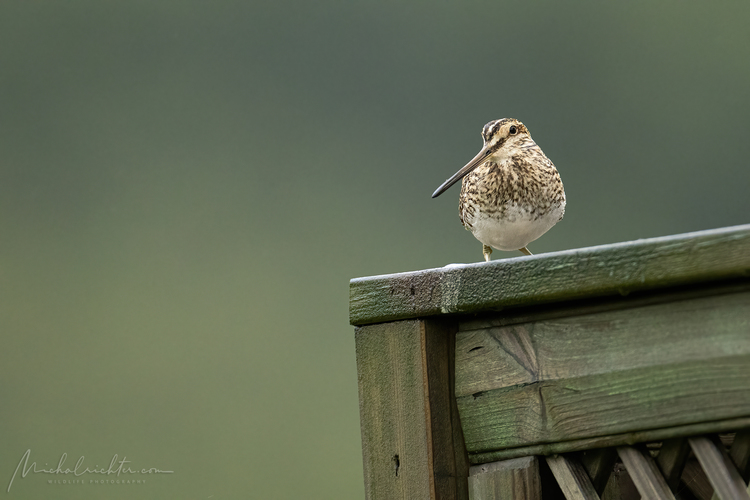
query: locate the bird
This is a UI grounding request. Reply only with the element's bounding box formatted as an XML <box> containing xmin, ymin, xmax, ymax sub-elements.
<box><xmin>432</xmin><ymin>118</ymin><xmax>565</xmax><ymax>262</ymax></box>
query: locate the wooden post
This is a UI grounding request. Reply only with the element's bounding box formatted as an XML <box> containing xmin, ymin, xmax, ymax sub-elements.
<box><xmin>356</xmin><ymin>319</ymin><xmax>469</xmax><ymax>499</ymax></box>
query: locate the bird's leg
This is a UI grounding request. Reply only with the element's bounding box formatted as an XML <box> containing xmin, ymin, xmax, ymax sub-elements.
<box><xmin>483</xmin><ymin>245</ymin><xmax>493</xmax><ymax>262</ymax></box>
<box><xmin>519</xmin><ymin>247</ymin><xmax>533</xmax><ymax>256</ymax></box>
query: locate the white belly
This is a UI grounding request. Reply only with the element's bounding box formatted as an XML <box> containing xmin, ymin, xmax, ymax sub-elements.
<box><xmin>467</xmin><ymin>204</ymin><xmax>564</xmax><ymax>251</ymax></box>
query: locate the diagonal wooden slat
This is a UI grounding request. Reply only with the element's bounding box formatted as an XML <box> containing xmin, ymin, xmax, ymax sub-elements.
<box><xmin>600</xmin><ymin>462</ymin><xmax>640</xmax><ymax>500</ymax></box>
<box><xmin>579</xmin><ymin>448</ymin><xmax>618</xmax><ymax>495</ymax></box>
<box><xmin>710</xmin><ymin>431</ymin><xmax>750</xmax><ymax>500</ymax></box>
<box><xmin>657</xmin><ymin>439</ymin><xmax>692</xmax><ymax>490</ymax></box>
<box><xmin>689</xmin><ymin>437</ymin><xmax>750</xmax><ymax>500</ymax></box>
<box><xmin>728</xmin><ymin>430</ymin><xmax>750</xmax><ymax>483</ymax></box>
<box><xmin>682</xmin><ymin>457</ymin><xmax>714</xmax><ymax>500</ymax></box>
<box><xmin>546</xmin><ymin>455</ymin><xmax>600</xmax><ymax>500</ymax></box>
<box><xmin>617</xmin><ymin>446</ymin><xmax>676</xmax><ymax>499</ymax></box>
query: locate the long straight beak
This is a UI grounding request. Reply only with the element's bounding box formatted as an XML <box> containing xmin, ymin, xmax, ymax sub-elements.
<box><xmin>431</xmin><ymin>146</ymin><xmax>491</xmax><ymax>198</ymax></box>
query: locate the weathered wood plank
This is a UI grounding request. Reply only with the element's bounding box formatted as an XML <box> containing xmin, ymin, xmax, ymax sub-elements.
<box><xmin>460</xmin><ymin>354</ymin><xmax>750</xmax><ymax>454</ymax></box>
<box><xmin>457</xmin><ymin>279</ymin><xmax>750</xmax><ymax>333</ymax></box>
<box><xmin>455</xmin><ymin>291</ymin><xmax>750</xmax><ymax>454</ymax></box>
<box><xmin>456</xmin><ymin>291</ymin><xmax>750</xmax><ymax>397</ymax></box>
<box><xmin>546</xmin><ymin>455</ymin><xmax>600</xmax><ymax>500</ymax></box>
<box><xmin>468</xmin><ymin>456</ymin><xmax>542</xmax><ymax>500</ymax></box>
<box><xmin>617</xmin><ymin>446</ymin><xmax>675</xmax><ymax>500</ymax></box>
<box><xmin>426</xmin><ymin>319</ymin><xmax>472</xmax><ymax>499</ymax></box>
<box><xmin>350</xmin><ymin>224</ymin><xmax>750</xmax><ymax>326</ymax></box>
<box><xmin>469</xmin><ymin>419</ymin><xmax>750</xmax><ymax>465</ymax></box>
<box><xmin>355</xmin><ymin>319</ymin><xmax>469</xmax><ymax>499</ymax></box>
<box><xmin>689</xmin><ymin>437</ymin><xmax>750</xmax><ymax>500</ymax></box>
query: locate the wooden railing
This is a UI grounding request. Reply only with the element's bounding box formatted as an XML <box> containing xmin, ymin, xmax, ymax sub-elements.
<box><xmin>350</xmin><ymin>224</ymin><xmax>750</xmax><ymax>500</ymax></box>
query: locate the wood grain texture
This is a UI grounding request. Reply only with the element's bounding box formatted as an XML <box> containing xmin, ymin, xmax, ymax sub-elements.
<box><xmin>455</xmin><ymin>291</ymin><xmax>750</xmax><ymax>455</ymax></box>
<box><xmin>470</xmin><ymin>418</ymin><xmax>750</xmax><ymax>465</ymax></box>
<box><xmin>546</xmin><ymin>455</ymin><xmax>600</xmax><ymax>500</ymax></box>
<box><xmin>617</xmin><ymin>446</ymin><xmax>675</xmax><ymax>500</ymax></box>
<box><xmin>689</xmin><ymin>437</ymin><xmax>750</xmax><ymax>500</ymax></box>
<box><xmin>355</xmin><ymin>319</ymin><xmax>469</xmax><ymax>500</ymax></box>
<box><xmin>350</xmin><ymin>224</ymin><xmax>750</xmax><ymax>326</ymax></box>
<box><xmin>468</xmin><ymin>456</ymin><xmax>542</xmax><ymax>500</ymax></box>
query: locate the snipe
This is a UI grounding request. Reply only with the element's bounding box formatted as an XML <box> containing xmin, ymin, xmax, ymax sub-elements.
<box><xmin>432</xmin><ymin>118</ymin><xmax>565</xmax><ymax>261</ymax></box>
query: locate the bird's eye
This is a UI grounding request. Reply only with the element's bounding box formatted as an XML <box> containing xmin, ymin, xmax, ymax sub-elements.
<box><xmin>509</xmin><ymin>125</ymin><xmax>518</xmax><ymax>135</ymax></box>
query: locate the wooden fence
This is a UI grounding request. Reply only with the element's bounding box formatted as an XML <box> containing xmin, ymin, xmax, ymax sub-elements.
<box><xmin>350</xmin><ymin>224</ymin><xmax>750</xmax><ymax>499</ymax></box>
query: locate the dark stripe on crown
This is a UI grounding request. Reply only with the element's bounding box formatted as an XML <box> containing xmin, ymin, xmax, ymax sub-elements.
<box><xmin>481</xmin><ymin>118</ymin><xmax>528</xmax><ymax>155</ymax></box>
<box><xmin>482</xmin><ymin>120</ymin><xmax>502</xmax><ymax>142</ymax></box>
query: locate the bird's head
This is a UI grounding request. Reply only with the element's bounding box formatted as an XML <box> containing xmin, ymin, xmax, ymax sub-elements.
<box><xmin>432</xmin><ymin>118</ymin><xmax>533</xmax><ymax>198</ymax></box>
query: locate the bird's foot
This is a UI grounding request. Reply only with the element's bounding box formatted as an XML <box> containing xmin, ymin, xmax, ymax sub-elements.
<box><xmin>482</xmin><ymin>245</ymin><xmax>493</xmax><ymax>262</ymax></box>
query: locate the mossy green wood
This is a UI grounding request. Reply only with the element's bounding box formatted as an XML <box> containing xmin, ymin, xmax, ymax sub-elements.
<box><xmin>468</xmin><ymin>418</ymin><xmax>750</xmax><ymax>465</ymax></box>
<box><xmin>349</xmin><ymin>224</ymin><xmax>750</xmax><ymax>326</ymax></box>
<box><xmin>454</xmin><ymin>288</ymin><xmax>750</xmax><ymax>459</ymax></box>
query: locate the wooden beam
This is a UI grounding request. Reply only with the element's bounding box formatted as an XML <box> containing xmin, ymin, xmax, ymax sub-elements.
<box><xmin>468</xmin><ymin>456</ymin><xmax>542</xmax><ymax>500</ymax></box>
<box><xmin>689</xmin><ymin>437</ymin><xmax>750</xmax><ymax>500</ymax></box>
<box><xmin>617</xmin><ymin>446</ymin><xmax>675</xmax><ymax>500</ymax></box>
<box><xmin>355</xmin><ymin>319</ymin><xmax>469</xmax><ymax>499</ymax></box>
<box><xmin>468</xmin><ymin>418</ymin><xmax>750</xmax><ymax>464</ymax></box>
<box><xmin>546</xmin><ymin>455</ymin><xmax>600</xmax><ymax>500</ymax></box>
<box><xmin>350</xmin><ymin>224</ymin><xmax>750</xmax><ymax>326</ymax></box>
<box><xmin>455</xmin><ymin>290</ymin><xmax>750</xmax><ymax>455</ymax></box>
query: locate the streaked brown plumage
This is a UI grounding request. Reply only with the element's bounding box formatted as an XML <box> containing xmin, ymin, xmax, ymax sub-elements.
<box><xmin>432</xmin><ymin>118</ymin><xmax>565</xmax><ymax>261</ymax></box>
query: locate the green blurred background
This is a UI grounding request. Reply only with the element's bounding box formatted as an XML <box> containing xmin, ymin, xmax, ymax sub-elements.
<box><xmin>1</xmin><ymin>1</ymin><xmax>748</xmax><ymax>498</ymax></box>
